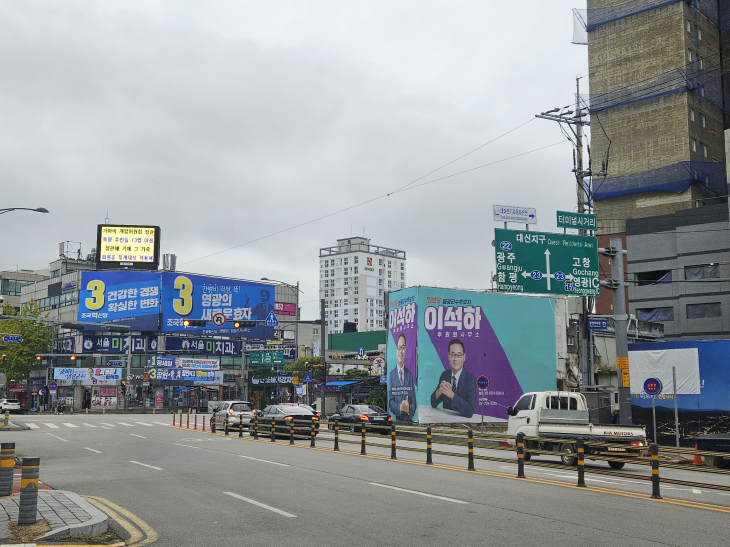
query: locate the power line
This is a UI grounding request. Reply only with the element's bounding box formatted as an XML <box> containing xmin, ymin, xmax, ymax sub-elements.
<box><xmin>180</xmin><ymin>131</ymin><xmax>563</xmax><ymax>266</ymax></box>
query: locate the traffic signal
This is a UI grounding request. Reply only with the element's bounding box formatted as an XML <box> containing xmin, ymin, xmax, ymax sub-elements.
<box><xmin>183</xmin><ymin>319</ymin><xmax>207</xmax><ymax>327</ymax></box>
<box><xmin>36</xmin><ymin>355</ymin><xmax>42</xmax><ymax>362</ymax></box>
<box><xmin>70</xmin><ymin>355</ymin><xmax>77</xmax><ymax>361</ymax></box>
<box><xmin>233</xmin><ymin>321</ymin><xmax>256</xmax><ymax>328</ymax></box>
<box><xmin>120</xmin><ymin>381</ymin><xmax>127</xmax><ymax>394</ymax></box>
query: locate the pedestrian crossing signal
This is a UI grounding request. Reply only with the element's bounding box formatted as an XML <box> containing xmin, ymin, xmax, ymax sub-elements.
<box><xmin>233</xmin><ymin>321</ymin><xmax>256</xmax><ymax>328</ymax></box>
<box><xmin>183</xmin><ymin>319</ymin><xmax>207</xmax><ymax>327</ymax></box>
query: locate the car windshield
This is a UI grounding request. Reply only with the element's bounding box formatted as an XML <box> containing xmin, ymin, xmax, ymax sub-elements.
<box><xmin>368</xmin><ymin>406</ymin><xmax>385</xmax><ymax>414</ymax></box>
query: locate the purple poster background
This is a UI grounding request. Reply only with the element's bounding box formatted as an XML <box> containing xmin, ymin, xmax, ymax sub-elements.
<box><xmin>387</xmin><ymin>295</ymin><xmax>418</xmax><ymax>422</ymax></box>
<box><xmin>425</xmin><ymin>306</ymin><xmax>522</xmax><ymax>421</ymax></box>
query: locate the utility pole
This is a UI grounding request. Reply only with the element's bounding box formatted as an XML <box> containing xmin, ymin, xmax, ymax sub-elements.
<box><xmin>536</xmin><ymin>76</ymin><xmax>595</xmax><ymax>387</ymax></box>
<box><xmin>319</xmin><ymin>298</ymin><xmax>326</xmax><ymax>417</ymax></box>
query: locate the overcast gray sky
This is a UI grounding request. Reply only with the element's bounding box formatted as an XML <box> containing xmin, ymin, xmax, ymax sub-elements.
<box><xmin>1</xmin><ymin>1</ymin><xmax>588</xmax><ymax>319</ymax></box>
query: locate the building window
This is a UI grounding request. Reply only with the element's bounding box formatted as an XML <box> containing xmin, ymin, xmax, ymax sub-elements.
<box><xmin>379</xmin><ymin>269</ymin><xmax>383</xmax><ymax>275</ymax></box>
<box><xmin>324</xmin><ymin>271</ymin><xmax>328</xmax><ymax>278</ymax></box>
<box><xmin>325</xmin><ymin>260</ymin><xmax>329</xmax><ymax>268</ymax></box>
<box><xmin>698</xmin><ymin>27</ymin><xmax>702</xmax><ymax>41</ymax></box>
<box><xmin>354</xmin><ymin>297</ymin><xmax>358</xmax><ymax>305</ymax></box>
<box><xmin>344</xmin><ymin>288</ymin><xmax>348</xmax><ymax>296</ymax></box>
<box><xmin>354</xmin><ymin>287</ymin><xmax>359</xmax><ymax>295</ymax></box>
<box><xmin>344</xmin><ymin>258</ymin><xmax>348</xmax><ymax>265</ymax></box>
<box><xmin>334</xmin><ymin>310</ymin><xmax>339</xmax><ymax>318</ymax></box>
<box><xmin>692</xmin><ymin>139</ymin><xmax>697</xmax><ymax>152</ymax></box>
<box><xmin>354</xmin><ymin>308</ymin><xmax>358</xmax><ymax>315</ymax></box>
<box><xmin>401</xmin><ymin>263</ymin><xmax>404</xmax><ymax>271</ymax></box>
<box><xmin>702</xmin><ymin>143</ymin><xmax>708</xmax><ymax>158</ymax></box>
<box><xmin>354</xmin><ymin>277</ymin><xmax>358</xmax><ymax>284</ymax></box>
<box><xmin>687</xmin><ymin>48</ymin><xmax>693</xmax><ymax>62</ymax></box>
<box><xmin>388</xmin><ymin>271</ymin><xmax>391</xmax><ymax>278</ymax></box>
<box><xmin>50</xmin><ymin>269</ymin><xmax>61</xmax><ymax>279</ymax></box>
<box><xmin>699</xmin><ymin>57</ymin><xmax>704</xmax><ymax>69</ymax></box>
<box><xmin>635</xmin><ymin>270</ymin><xmax>672</xmax><ymax>286</ymax></box>
<box><xmin>344</xmin><ymin>278</ymin><xmax>349</xmax><ymax>286</ymax></box>
<box><xmin>700</xmin><ymin>87</ymin><xmax>705</xmax><ymax>97</ymax></box>
<box><xmin>686</xmin><ymin>302</ymin><xmax>722</xmax><ymax>319</ymax></box>
<box><xmin>354</xmin><ymin>256</ymin><xmax>358</xmax><ymax>264</ymax></box>
<box><xmin>636</xmin><ymin>307</ymin><xmax>674</xmax><ymax>322</ymax></box>
<box><xmin>401</xmin><ymin>273</ymin><xmax>404</xmax><ymax>280</ymax></box>
<box><xmin>313</xmin><ymin>328</ymin><xmax>319</xmax><ymax>335</ymax></box>
<box><xmin>354</xmin><ymin>266</ymin><xmax>358</xmax><ymax>274</ymax></box>
<box><xmin>344</xmin><ymin>299</ymin><xmax>348</xmax><ymax>306</ymax></box>
<box><xmin>685</xmin><ymin>264</ymin><xmax>719</xmax><ymax>279</ymax></box>
<box><xmin>686</xmin><ymin>19</ymin><xmax>691</xmax><ymax>33</ymax></box>
<box><xmin>379</xmin><ymin>259</ymin><xmax>383</xmax><ymax>266</ymax></box>
<box><xmin>378</xmin><ymin>279</ymin><xmax>382</xmax><ymax>286</ymax></box>
<box><xmin>334</xmin><ymin>320</ymin><xmax>339</xmax><ymax>327</ymax></box>
<box><xmin>691</xmin><ymin>109</ymin><xmax>696</xmax><ymax>122</ymax></box>
<box><xmin>388</xmin><ymin>280</ymin><xmax>392</xmax><ymax>288</ymax></box>
<box><xmin>379</xmin><ymin>289</ymin><xmax>383</xmax><ymax>296</ymax></box>
<box><xmin>388</xmin><ymin>261</ymin><xmax>391</xmax><ymax>268</ymax></box>
<box><xmin>701</xmin><ymin>114</ymin><xmax>706</xmax><ymax>127</ymax></box>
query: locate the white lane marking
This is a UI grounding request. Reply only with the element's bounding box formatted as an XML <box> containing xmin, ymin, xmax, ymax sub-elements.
<box><xmin>44</xmin><ymin>423</ymin><xmax>59</xmax><ymax>429</ymax></box>
<box><xmin>83</xmin><ymin>423</ymin><xmax>97</xmax><ymax>428</ymax></box>
<box><xmin>239</xmin><ymin>455</ymin><xmax>289</xmax><ymax>467</ymax></box>
<box><xmin>62</xmin><ymin>423</ymin><xmax>78</xmax><ymax>428</ymax></box>
<box><xmin>46</xmin><ymin>433</ymin><xmax>68</xmax><ymax>442</ymax></box>
<box><xmin>174</xmin><ymin>443</ymin><xmax>201</xmax><ymax>449</ymax></box>
<box><xmin>223</xmin><ymin>492</ymin><xmax>297</xmax><ymax>517</ymax></box>
<box><xmin>130</xmin><ymin>434</ymin><xmax>146</xmax><ymax>439</ymax></box>
<box><xmin>100</xmin><ymin>426</ymin><xmax>111</xmax><ymax>430</ymax></box>
<box><xmin>84</xmin><ymin>447</ymin><xmax>103</xmax><ymax>454</ymax></box>
<box><xmin>716</xmin><ymin>492</ymin><xmax>730</xmax><ymax>497</ymax></box>
<box><xmin>153</xmin><ymin>422</ymin><xmax>169</xmax><ymax>426</ymax></box>
<box><xmin>133</xmin><ymin>422</ymin><xmax>155</xmax><ymax>427</ymax></box>
<box><xmin>130</xmin><ymin>461</ymin><xmax>163</xmax><ymax>471</ymax></box>
<box><xmin>118</xmin><ymin>422</ymin><xmax>134</xmax><ymax>427</ymax></box>
<box><xmin>28</xmin><ymin>423</ymin><xmax>40</xmax><ymax>430</ymax></box>
<box><xmin>693</xmin><ymin>488</ymin><xmax>703</xmax><ymax>494</ymax></box>
<box><xmin>99</xmin><ymin>423</ymin><xmax>115</xmax><ymax>427</ymax></box>
<box><xmin>369</xmin><ymin>483</ymin><xmax>469</xmax><ymax>504</ymax></box>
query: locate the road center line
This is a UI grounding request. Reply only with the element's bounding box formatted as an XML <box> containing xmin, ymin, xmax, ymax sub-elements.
<box><xmin>174</xmin><ymin>443</ymin><xmax>201</xmax><ymax>449</ymax></box>
<box><xmin>129</xmin><ymin>434</ymin><xmax>146</xmax><ymax>439</ymax></box>
<box><xmin>369</xmin><ymin>483</ymin><xmax>469</xmax><ymax>504</ymax></box>
<box><xmin>223</xmin><ymin>492</ymin><xmax>297</xmax><ymax>517</ymax></box>
<box><xmin>46</xmin><ymin>433</ymin><xmax>68</xmax><ymax>442</ymax></box>
<box><xmin>84</xmin><ymin>447</ymin><xmax>103</xmax><ymax>454</ymax></box>
<box><xmin>130</xmin><ymin>461</ymin><xmax>163</xmax><ymax>471</ymax></box>
<box><xmin>100</xmin><ymin>426</ymin><xmax>111</xmax><ymax>430</ymax></box>
<box><xmin>239</xmin><ymin>455</ymin><xmax>289</xmax><ymax>467</ymax></box>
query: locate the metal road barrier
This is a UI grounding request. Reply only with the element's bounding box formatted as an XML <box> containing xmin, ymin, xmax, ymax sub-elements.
<box><xmin>18</xmin><ymin>456</ymin><xmax>40</xmax><ymax>525</ymax></box>
<box><xmin>0</xmin><ymin>442</ymin><xmax>15</xmax><ymax>496</ymax></box>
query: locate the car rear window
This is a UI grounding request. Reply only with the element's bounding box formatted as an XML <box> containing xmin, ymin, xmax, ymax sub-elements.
<box><xmin>5</xmin><ymin>400</ymin><xmax>19</xmax><ymax>404</ymax></box>
<box><xmin>231</xmin><ymin>403</ymin><xmax>253</xmax><ymax>412</ymax></box>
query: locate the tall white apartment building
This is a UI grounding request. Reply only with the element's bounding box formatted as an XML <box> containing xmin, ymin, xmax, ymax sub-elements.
<box><xmin>319</xmin><ymin>237</ymin><xmax>406</xmax><ymax>334</ymax></box>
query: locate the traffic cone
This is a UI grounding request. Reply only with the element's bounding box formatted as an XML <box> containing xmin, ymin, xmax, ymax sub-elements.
<box><xmin>693</xmin><ymin>444</ymin><xmax>703</xmax><ymax>466</ymax></box>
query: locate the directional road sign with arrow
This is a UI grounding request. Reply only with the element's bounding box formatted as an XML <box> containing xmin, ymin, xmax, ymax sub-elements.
<box><xmin>494</xmin><ymin>228</ymin><xmax>600</xmax><ymax>297</ymax></box>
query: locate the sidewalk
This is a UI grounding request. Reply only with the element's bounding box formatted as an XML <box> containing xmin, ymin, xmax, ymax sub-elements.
<box><xmin>0</xmin><ymin>490</ymin><xmax>108</xmax><ymax>542</ymax></box>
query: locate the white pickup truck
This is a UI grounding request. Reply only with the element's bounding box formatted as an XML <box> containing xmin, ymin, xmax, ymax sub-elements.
<box><xmin>506</xmin><ymin>391</ymin><xmax>647</xmax><ymax>469</ymax></box>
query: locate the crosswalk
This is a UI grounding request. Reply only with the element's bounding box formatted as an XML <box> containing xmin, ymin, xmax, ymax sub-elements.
<box><xmin>26</xmin><ymin>421</ymin><xmax>170</xmax><ymax>430</ymax></box>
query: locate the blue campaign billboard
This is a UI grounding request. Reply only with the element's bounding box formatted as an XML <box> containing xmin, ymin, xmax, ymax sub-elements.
<box><xmin>159</xmin><ymin>273</ymin><xmax>274</xmax><ymax>338</ymax></box>
<box><xmin>78</xmin><ymin>271</ymin><xmax>160</xmax><ymax>331</ymax></box>
<box><xmin>77</xmin><ymin>271</ymin><xmax>274</xmax><ymax>338</ymax></box>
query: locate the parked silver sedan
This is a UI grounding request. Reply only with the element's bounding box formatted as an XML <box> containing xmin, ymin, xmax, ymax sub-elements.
<box><xmin>210</xmin><ymin>401</ymin><xmax>255</xmax><ymax>432</ymax></box>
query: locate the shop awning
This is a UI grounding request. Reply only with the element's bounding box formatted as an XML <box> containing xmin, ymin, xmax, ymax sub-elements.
<box><xmin>325</xmin><ymin>381</ymin><xmax>360</xmax><ymax>387</ymax></box>
<box><xmin>9</xmin><ymin>388</ymin><xmax>27</xmax><ymax>393</ymax></box>
<box><xmin>172</xmin><ymin>387</ymin><xmax>195</xmax><ymax>393</ymax></box>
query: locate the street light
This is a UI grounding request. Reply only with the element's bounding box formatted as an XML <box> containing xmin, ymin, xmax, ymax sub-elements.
<box><xmin>0</xmin><ymin>207</ymin><xmax>49</xmax><ymax>216</ymax></box>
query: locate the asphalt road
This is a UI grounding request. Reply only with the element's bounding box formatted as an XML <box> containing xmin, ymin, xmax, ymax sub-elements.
<box><xmin>8</xmin><ymin>413</ymin><xmax>730</xmax><ymax>547</ymax></box>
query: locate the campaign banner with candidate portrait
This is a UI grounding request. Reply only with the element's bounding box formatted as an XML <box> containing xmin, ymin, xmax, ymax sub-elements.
<box><xmin>387</xmin><ymin>288</ymin><xmax>419</xmax><ymax>423</ymax></box>
<box><xmin>148</xmin><ymin>368</ymin><xmax>223</xmax><ymax>386</ymax></box>
<box><xmin>386</xmin><ymin>287</ymin><xmax>557</xmax><ymax>424</ymax></box>
<box><xmin>54</xmin><ymin>368</ymin><xmax>123</xmax><ymax>381</ymax></box>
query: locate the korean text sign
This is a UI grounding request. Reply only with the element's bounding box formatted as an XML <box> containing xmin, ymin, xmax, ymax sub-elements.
<box><xmin>96</xmin><ymin>224</ymin><xmax>160</xmax><ymax>270</ymax></box>
<box><xmin>54</xmin><ymin>368</ymin><xmax>123</xmax><ymax>381</ymax></box>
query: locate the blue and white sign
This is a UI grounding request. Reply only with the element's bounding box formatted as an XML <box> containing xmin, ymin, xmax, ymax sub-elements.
<box><xmin>295</xmin><ymin>385</ymin><xmax>304</xmax><ymax>396</ymax></box>
<box><xmin>164</xmin><ymin>337</ymin><xmax>243</xmax><ymax>356</ymax></box>
<box><xmin>2</xmin><ymin>335</ymin><xmax>22</xmax><ymax>344</ymax></box>
<box><xmin>643</xmin><ymin>377</ymin><xmax>662</xmax><ymax>396</ymax></box>
<box><xmin>107</xmin><ymin>361</ymin><xmax>124</xmax><ymax>367</ymax></box>
<box><xmin>82</xmin><ymin>335</ymin><xmax>149</xmax><ymax>354</ymax></box>
<box><xmin>148</xmin><ymin>368</ymin><xmax>222</xmax><ymax>384</ymax></box>
<box><xmin>477</xmin><ymin>375</ymin><xmax>489</xmax><ymax>390</ymax></box>
<box><xmin>264</xmin><ymin>311</ymin><xmax>278</xmax><ymax>327</ymax></box>
<box><xmin>380</xmin><ymin>374</ymin><xmax>387</xmax><ymax>385</ymax></box>
<box><xmin>302</xmin><ymin>372</ymin><xmax>313</xmax><ymax>383</ymax></box>
<box><xmin>54</xmin><ymin>368</ymin><xmax>123</xmax><ymax>381</ymax></box>
<box><xmin>149</xmin><ymin>356</ymin><xmax>176</xmax><ymax>367</ymax></box>
<box><xmin>588</xmin><ymin>318</ymin><xmax>608</xmax><ymax>330</ymax></box>
<box><xmin>493</xmin><ymin>204</ymin><xmax>537</xmax><ymax>224</ymax></box>
<box><xmin>358</xmin><ymin>347</ymin><xmax>365</xmax><ymax>358</ymax></box>
<box><xmin>53</xmin><ymin>337</ymin><xmax>75</xmax><ymax>354</ymax></box>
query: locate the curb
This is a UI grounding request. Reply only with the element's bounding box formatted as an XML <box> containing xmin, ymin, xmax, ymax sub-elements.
<box><xmin>36</xmin><ymin>492</ymin><xmax>108</xmax><ymax>540</ymax></box>
<box><xmin>0</xmin><ymin>422</ymin><xmax>30</xmax><ymax>431</ymax></box>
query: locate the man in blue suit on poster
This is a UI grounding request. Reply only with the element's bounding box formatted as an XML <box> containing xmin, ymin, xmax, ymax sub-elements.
<box><xmin>431</xmin><ymin>339</ymin><xmax>476</xmax><ymax>418</ymax></box>
<box><xmin>389</xmin><ymin>333</ymin><xmax>416</xmax><ymax>421</ymax></box>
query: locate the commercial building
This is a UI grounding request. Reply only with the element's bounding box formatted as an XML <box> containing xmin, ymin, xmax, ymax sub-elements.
<box><xmin>319</xmin><ymin>237</ymin><xmax>406</xmax><ymax>334</ymax></box>
<box><xmin>0</xmin><ymin>269</ymin><xmax>49</xmax><ymax>312</ymax></box>
<box><xmin>586</xmin><ymin>0</ymin><xmax>729</xmax><ymax>234</ymax></box>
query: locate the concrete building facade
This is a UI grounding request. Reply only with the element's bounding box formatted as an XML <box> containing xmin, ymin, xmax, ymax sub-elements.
<box><xmin>319</xmin><ymin>237</ymin><xmax>406</xmax><ymax>334</ymax></box>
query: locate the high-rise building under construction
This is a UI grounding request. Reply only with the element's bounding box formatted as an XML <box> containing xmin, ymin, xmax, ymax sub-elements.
<box><xmin>584</xmin><ymin>0</ymin><xmax>729</xmax><ymax>234</ymax></box>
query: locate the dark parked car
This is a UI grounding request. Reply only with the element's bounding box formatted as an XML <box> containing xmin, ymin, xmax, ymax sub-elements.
<box><xmin>286</xmin><ymin>402</ymin><xmax>319</xmax><ymax>417</ymax></box>
<box><xmin>328</xmin><ymin>405</ymin><xmax>392</xmax><ymax>433</ymax></box>
<box><xmin>252</xmin><ymin>404</ymin><xmax>320</xmax><ymax>437</ymax></box>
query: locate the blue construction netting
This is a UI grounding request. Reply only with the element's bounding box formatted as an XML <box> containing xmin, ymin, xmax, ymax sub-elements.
<box><xmin>580</xmin><ymin>0</ymin><xmax>730</xmax><ymax>32</ymax></box>
<box><xmin>593</xmin><ymin>161</ymin><xmax>728</xmax><ymax>200</ymax></box>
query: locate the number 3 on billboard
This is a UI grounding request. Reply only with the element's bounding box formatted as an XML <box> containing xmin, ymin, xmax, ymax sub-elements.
<box><xmin>85</xmin><ymin>280</ymin><xmax>106</xmax><ymax>310</ymax></box>
<box><xmin>173</xmin><ymin>275</ymin><xmax>193</xmax><ymax>316</ymax></box>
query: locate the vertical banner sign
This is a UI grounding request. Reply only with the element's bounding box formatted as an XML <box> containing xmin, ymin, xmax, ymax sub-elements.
<box><xmin>387</xmin><ymin>289</ymin><xmax>419</xmax><ymax>423</ymax></box>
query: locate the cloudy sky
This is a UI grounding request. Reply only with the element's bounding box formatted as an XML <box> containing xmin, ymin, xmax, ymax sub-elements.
<box><xmin>1</xmin><ymin>1</ymin><xmax>588</xmax><ymax>318</ymax></box>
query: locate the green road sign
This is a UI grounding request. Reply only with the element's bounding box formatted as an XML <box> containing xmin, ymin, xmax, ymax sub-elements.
<box><xmin>494</xmin><ymin>228</ymin><xmax>600</xmax><ymax>297</ymax></box>
<box><xmin>556</xmin><ymin>211</ymin><xmax>597</xmax><ymax>230</ymax></box>
<box><xmin>249</xmin><ymin>351</ymin><xmax>284</xmax><ymax>365</ymax></box>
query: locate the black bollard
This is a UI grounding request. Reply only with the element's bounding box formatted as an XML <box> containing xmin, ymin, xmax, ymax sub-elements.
<box><xmin>239</xmin><ymin>417</ymin><xmax>243</xmax><ymax>438</ymax></box>
<box><xmin>651</xmin><ymin>444</ymin><xmax>662</xmax><ymax>499</ymax></box>
<box><xmin>467</xmin><ymin>429</ymin><xmax>475</xmax><ymax>471</ymax></box>
<box><xmin>334</xmin><ymin>419</ymin><xmax>340</xmax><ymax>451</ymax></box>
<box><xmin>390</xmin><ymin>424</ymin><xmax>397</xmax><ymax>460</ymax></box>
<box><xmin>253</xmin><ymin>415</ymin><xmax>259</xmax><ymax>440</ymax></box>
<box><xmin>310</xmin><ymin>420</ymin><xmax>316</xmax><ymax>448</ymax></box>
<box><xmin>361</xmin><ymin>422</ymin><xmax>367</xmax><ymax>455</ymax></box>
<box><xmin>289</xmin><ymin>419</ymin><xmax>295</xmax><ymax>445</ymax></box>
<box><xmin>271</xmin><ymin>420</ymin><xmax>276</xmax><ymax>442</ymax></box>
<box><xmin>18</xmin><ymin>457</ymin><xmax>40</xmax><ymax>525</ymax></box>
<box><xmin>516</xmin><ymin>432</ymin><xmax>525</xmax><ymax>478</ymax></box>
<box><xmin>225</xmin><ymin>414</ymin><xmax>229</xmax><ymax>436</ymax></box>
<box><xmin>426</xmin><ymin>426</ymin><xmax>433</xmax><ymax>465</ymax></box>
<box><xmin>577</xmin><ymin>439</ymin><xmax>586</xmax><ymax>487</ymax></box>
<box><xmin>0</xmin><ymin>442</ymin><xmax>15</xmax><ymax>496</ymax></box>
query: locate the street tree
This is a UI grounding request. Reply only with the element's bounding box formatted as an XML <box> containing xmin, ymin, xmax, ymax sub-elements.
<box><xmin>0</xmin><ymin>301</ymin><xmax>52</xmax><ymax>381</ymax></box>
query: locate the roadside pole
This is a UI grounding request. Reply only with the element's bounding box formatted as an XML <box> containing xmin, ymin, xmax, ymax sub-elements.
<box><xmin>609</xmin><ymin>237</ymin><xmax>632</xmax><ymax>425</ymax></box>
<box><xmin>319</xmin><ymin>299</ymin><xmax>326</xmax><ymax>417</ymax></box>
<box><xmin>125</xmin><ymin>332</ymin><xmax>132</xmax><ymax>413</ymax></box>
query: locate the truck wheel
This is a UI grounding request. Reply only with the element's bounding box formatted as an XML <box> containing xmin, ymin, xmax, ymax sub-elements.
<box><xmin>523</xmin><ymin>452</ymin><xmax>532</xmax><ymax>462</ymax></box>
<box><xmin>560</xmin><ymin>443</ymin><xmax>577</xmax><ymax>466</ymax></box>
<box><xmin>608</xmin><ymin>461</ymin><xmax>625</xmax><ymax>470</ymax></box>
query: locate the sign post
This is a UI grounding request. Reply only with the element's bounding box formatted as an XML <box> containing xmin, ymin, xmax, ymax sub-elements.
<box><xmin>494</xmin><ymin>229</ymin><xmax>600</xmax><ymax>297</ymax></box>
<box><xmin>643</xmin><ymin>377</ymin><xmax>662</xmax><ymax>444</ymax></box>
